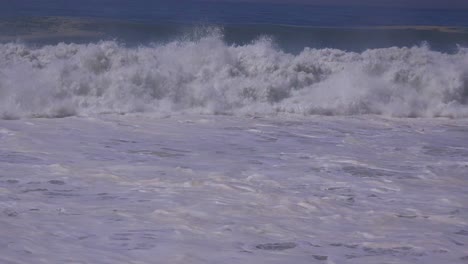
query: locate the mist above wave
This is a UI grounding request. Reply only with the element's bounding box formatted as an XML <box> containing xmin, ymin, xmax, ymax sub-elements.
<box><xmin>1</xmin><ymin>32</ymin><xmax>467</xmax><ymax>119</ymax></box>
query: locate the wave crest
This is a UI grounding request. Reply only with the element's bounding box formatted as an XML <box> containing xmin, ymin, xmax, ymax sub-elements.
<box><xmin>1</xmin><ymin>35</ymin><xmax>467</xmax><ymax>119</ymax></box>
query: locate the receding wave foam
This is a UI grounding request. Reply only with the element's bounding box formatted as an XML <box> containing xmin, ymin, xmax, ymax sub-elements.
<box><xmin>1</xmin><ymin>33</ymin><xmax>468</xmax><ymax>119</ymax></box>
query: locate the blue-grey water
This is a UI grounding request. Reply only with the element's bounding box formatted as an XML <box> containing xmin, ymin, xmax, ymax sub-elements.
<box><xmin>3</xmin><ymin>0</ymin><xmax>468</xmax><ymax>27</ymax></box>
<box><xmin>1</xmin><ymin>1</ymin><xmax>468</xmax><ymax>264</ymax></box>
<box><xmin>2</xmin><ymin>0</ymin><xmax>468</xmax><ymax>51</ymax></box>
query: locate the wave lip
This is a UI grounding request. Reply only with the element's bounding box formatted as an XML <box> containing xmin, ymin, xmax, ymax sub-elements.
<box><xmin>1</xmin><ymin>34</ymin><xmax>467</xmax><ymax>119</ymax></box>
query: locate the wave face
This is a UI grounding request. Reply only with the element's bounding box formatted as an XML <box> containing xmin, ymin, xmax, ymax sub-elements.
<box><xmin>1</xmin><ymin>34</ymin><xmax>468</xmax><ymax>119</ymax></box>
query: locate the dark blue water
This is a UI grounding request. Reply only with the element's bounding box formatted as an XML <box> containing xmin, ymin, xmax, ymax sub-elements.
<box><xmin>3</xmin><ymin>0</ymin><xmax>468</xmax><ymax>27</ymax></box>
<box><xmin>1</xmin><ymin>0</ymin><xmax>468</xmax><ymax>52</ymax></box>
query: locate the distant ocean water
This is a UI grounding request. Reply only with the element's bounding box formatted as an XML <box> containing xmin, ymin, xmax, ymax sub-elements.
<box><xmin>3</xmin><ymin>0</ymin><xmax>468</xmax><ymax>27</ymax></box>
<box><xmin>2</xmin><ymin>1</ymin><xmax>468</xmax><ymax>48</ymax></box>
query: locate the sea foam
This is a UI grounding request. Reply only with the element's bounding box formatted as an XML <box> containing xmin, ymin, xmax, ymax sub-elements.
<box><xmin>1</xmin><ymin>34</ymin><xmax>467</xmax><ymax>119</ymax></box>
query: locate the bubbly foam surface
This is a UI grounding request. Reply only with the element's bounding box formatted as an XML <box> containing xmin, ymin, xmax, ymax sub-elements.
<box><xmin>1</xmin><ymin>114</ymin><xmax>467</xmax><ymax>263</ymax></box>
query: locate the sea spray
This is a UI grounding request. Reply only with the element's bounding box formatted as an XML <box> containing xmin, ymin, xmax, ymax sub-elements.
<box><xmin>1</xmin><ymin>34</ymin><xmax>467</xmax><ymax>119</ymax></box>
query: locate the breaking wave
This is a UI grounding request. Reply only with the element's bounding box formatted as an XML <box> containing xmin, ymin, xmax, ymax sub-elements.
<box><xmin>1</xmin><ymin>32</ymin><xmax>468</xmax><ymax>119</ymax></box>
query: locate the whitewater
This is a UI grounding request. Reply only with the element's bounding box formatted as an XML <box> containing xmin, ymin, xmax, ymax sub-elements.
<box><xmin>1</xmin><ymin>22</ymin><xmax>468</xmax><ymax>264</ymax></box>
<box><xmin>1</xmin><ymin>33</ymin><xmax>468</xmax><ymax>119</ymax></box>
<box><xmin>2</xmin><ymin>113</ymin><xmax>468</xmax><ymax>264</ymax></box>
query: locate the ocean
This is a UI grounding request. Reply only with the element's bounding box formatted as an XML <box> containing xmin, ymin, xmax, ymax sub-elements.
<box><xmin>1</xmin><ymin>1</ymin><xmax>468</xmax><ymax>263</ymax></box>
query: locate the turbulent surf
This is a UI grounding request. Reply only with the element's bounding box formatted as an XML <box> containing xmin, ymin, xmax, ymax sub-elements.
<box><xmin>2</xmin><ymin>2</ymin><xmax>468</xmax><ymax>263</ymax></box>
<box><xmin>1</xmin><ymin>32</ymin><xmax>468</xmax><ymax>119</ymax></box>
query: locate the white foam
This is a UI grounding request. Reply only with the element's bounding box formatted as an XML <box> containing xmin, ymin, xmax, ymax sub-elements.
<box><xmin>1</xmin><ymin>34</ymin><xmax>467</xmax><ymax>119</ymax></box>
